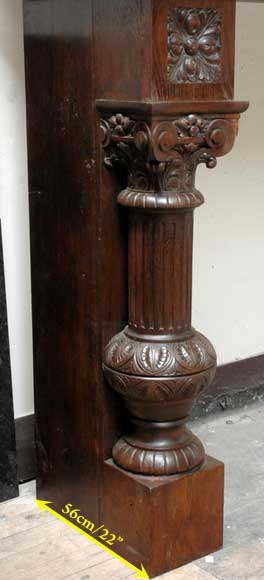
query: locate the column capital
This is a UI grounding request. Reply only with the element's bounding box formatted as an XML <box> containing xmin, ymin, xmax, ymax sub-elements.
<box><xmin>99</xmin><ymin>101</ymin><xmax>248</xmax><ymax>210</ymax></box>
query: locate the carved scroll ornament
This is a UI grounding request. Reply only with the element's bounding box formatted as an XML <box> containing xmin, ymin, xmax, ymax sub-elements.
<box><xmin>101</xmin><ymin>112</ymin><xmax>238</xmax><ymax>205</ymax></box>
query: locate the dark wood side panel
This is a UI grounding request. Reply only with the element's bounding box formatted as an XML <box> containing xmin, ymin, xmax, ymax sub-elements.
<box><xmin>24</xmin><ymin>0</ymin><xmax>166</xmax><ymax>515</ymax></box>
<box><xmin>15</xmin><ymin>414</ymin><xmax>36</xmax><ymax>483</ymax></box>
<box><xmin>25</xmin><ymin>0</ymin><xmax>100</xmax><ymax>517</ymax></box>
<box><xmin>24</xmin><ymin>0</ymin><xmax>126</xmax><ymax>519</ymax></box>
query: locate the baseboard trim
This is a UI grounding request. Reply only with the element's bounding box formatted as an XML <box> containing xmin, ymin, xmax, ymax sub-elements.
<box><xmin>15</xmin><ymin>354</ymin><xmax>264</xmax><ymax>482</ymax></box>
<box><xmin>194</xmin><ymin>353</ymin><xmax>264</xmax><ymax>418</ymax></box>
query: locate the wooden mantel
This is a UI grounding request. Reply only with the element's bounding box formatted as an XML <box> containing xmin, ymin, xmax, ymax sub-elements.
<box><xmin>23</xmin><ymin>1</ymin><xmax>248</xmax><ymax>577</ymax></box>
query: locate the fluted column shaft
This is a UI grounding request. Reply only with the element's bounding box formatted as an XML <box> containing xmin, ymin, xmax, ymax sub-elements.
<box><xmin>129</xmin><ymin>211</ymin><xmax>193</xmax><ymax>336</ymax></box>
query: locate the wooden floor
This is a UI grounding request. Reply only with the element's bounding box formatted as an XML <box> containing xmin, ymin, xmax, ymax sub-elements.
<box><xmin>1</xmin><ymin>402</ymin><xmax>264</xmax><ymax>580</ymax></box>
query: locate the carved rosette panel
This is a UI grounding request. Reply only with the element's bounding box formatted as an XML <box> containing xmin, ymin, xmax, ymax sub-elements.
<box><xmin>168</xmin><ymin>8</ymin><xmax>222</xmax><ymax>83</ymax></box>
<box><xmin>100</xmin><ymin>108</ymin><xmax>239</xmax><ymax>476</ymax></box>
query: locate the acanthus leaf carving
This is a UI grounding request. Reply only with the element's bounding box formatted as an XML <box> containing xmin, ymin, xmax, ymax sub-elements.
<box><xmin>101</xmin><ymin>113</ymin><xmax>238</xmax><ymax>208</ymax></box>
<box><xmin>104</xmin><ymin>328</ymin><xmax>216</xmax><ymax>378</ymax></box>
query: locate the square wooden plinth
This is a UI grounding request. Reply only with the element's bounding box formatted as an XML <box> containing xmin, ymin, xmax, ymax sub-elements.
<box><xmin>103</xmin><ymin>456</ymin><xmax>224</xmax><ymax>578</ymax></box>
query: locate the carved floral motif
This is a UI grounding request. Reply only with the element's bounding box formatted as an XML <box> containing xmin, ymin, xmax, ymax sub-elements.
<box><xmin>101</xmin><ymin>113</ymin><xmax>237</xmax><ymax>204</ymax></box>
<box><xmin>168</xmin><ymin>8</ymin><xmax>222</xmax><ymax>83</ymax></box>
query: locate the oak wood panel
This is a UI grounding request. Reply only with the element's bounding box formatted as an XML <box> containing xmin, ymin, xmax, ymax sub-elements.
<box><xmin>104</xmin><ymin>457</ymin><xmax>224</xmax><ymax>577</ymax></box>
<box><xmin>24</xmin><ymin>0</ymin><xmax>126</xmax><ymax>521</ymax></box>
<box><xmin>93</xmin><ymin>0</ymin><xmax>152</xmax><ymax>101</ymax></box>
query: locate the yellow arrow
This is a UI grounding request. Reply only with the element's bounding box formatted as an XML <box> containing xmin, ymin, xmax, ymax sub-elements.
<box><xmin>36</xmin><ymin>500</ymin><xmax>149</xmax><ymax>579</ymax></box>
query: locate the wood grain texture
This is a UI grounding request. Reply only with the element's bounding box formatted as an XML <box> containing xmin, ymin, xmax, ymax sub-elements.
<box><xmin>104</xmin><ymin>456</ymin><xmax>224</xmax><ymax>578</ymax></box>
<box><xmin>93</xmin><ymin>0</ymin><xmax>152</xmax><ymax>101</ymax></box>
<box><xmin>24</xmin><ymin>0</ymin><xmax>127</xmax><ymax>522</ymax></box>
<box><xmin>25</xmin><ymin>0</ymin><xmax>99</xmax><ymax>521</ymax></box>
<box><xmin>15</xmin><ymin>415</ymin><xmax>36</xmax><ymax>483</ymax></box>
<box><xmin>128</xmin><ymin>213</ymin><xmax>193</xmax><ymax>334</ymax></box>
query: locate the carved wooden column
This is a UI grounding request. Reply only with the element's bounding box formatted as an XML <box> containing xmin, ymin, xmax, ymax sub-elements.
<box><xmin>101</xmin><ymin>108</ymin><xmax>242</xmax><ymax>476</ymax></box>
<box><xmin>24</xmin><ymin>0</ymin><xmax>248</xmax><ymax>577</ymax></box>
<box><xmin>97</xmin><ymin>2</ymin><xmax>248</xmax><ymax>576</ymax></box>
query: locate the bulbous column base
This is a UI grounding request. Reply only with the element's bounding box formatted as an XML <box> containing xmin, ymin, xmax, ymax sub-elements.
<box><xmin>112</xmin><ymin>419</ymin><xmax>205</xmax><ymax>476</ymax></box>
<box><xmin>103</xmin><ymin>327</ymin><xmax>216</xmax><ymax>476</ymax></box>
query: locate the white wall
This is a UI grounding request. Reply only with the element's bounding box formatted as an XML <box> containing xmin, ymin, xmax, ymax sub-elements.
<box><xmin>0</xmin><ymin>1</ymin><xmax>34</xmax><ymax>418</ymax></box>
<box><xmin>193</xmin><ymin>1</ymin><xmax>264</xmax><ymax>365</ymax></box>
<box><xmin>0</xmin><ymin>2</ymin><xmax>263</xmax><ymax>418</ymax></box>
